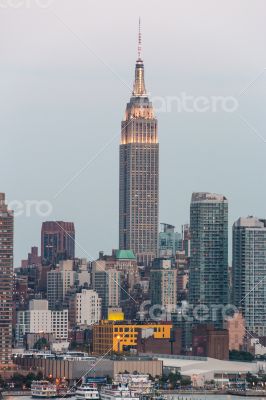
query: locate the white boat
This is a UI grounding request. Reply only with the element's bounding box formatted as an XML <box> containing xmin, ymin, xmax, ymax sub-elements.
<box><xmin>100</xmin><ymin>384</ymin><xmax>140</xmax><ymax>400</ymax></box>
<box><xmin>31</xmin><ymin>380</ymin><xmax>57</xmax><ymax>398</ymax></box>
<box><xmin>114</xmin><ymin>374</ymin><xmax>153</xmax><ymax>395</ymax></box>
<box><xmin>76</xmin><ymin>383</ymin><xmax>100</xmax><ymax>400</ymax></box>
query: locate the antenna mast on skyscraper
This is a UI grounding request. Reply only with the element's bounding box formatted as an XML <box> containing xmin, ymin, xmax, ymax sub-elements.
<box><xmin>138</xmin><ymin>17</ymin><xmax>142</xmax><ymax>60</ymax></box>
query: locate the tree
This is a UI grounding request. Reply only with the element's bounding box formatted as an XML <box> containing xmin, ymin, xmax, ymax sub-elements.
<box><xmin>0</xmin><ymin>375</ymin><xmax>7</xmax><ymax>389</ymax></box>
<box><xmin>168</xmin><ymin>372</ymin><xmax>182</xmax><ymax>388</ymax></box>
<box><xmin>36</xmin><ymin>371</ymin><xmax>43</xmax><ymax>380</ymax></box>
<box><xmin>246</xmin><ymin>372</ymin><xmax>259</xmax><ymax>386</ymax></box>
<box><xmin>25</xmin><ymin>373</ymin><xmax>38</xmax><ymax>388</ymax></box>
<box><xmin>229</xmin><ymin>350</ymin><xmax>254</xmax><ymax>362</ymax></box>
<box><xmin>181</xmin><ymin>376</ymin><xmax>192</xmax><ymax>386</ymax></box>
<box><xmin>33</xmin><ymin>337</ymin><xmax>49</xmax><ymax>351</ymax></box>
<box><xmin>12</xmin><ymin>373</ymin><xmax>25</xmax><ymax>388</ymax></box>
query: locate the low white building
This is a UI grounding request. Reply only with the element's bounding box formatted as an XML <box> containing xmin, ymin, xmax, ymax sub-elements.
<box><xmin>74</xmin><ymin>289</ymin><xmax>101</xmax><ymax>326</ymax></box>
<box><xmin>16</xmin><ymin>299</ymin><xmax>68</xmax><ymax>345</ymax></box>
<box><xmin>29</xmin><ymin>300</ymin><xmax>52</xmax><ymax>333</ymax></box>
<box><xmin>154</xmin><ymin>354</ymin><xmax>264</xmax><ymax>387</ymax></box>
<box><xmin>51</xmin><ymin>341</ymin><xmax>69</xmax><ymax>352</ymax></box>
<box><xmin>250</xmin><ymin>338</ymin><xmax>266</xmax><ymax>356</ymax></box>
<box><xmin>51</xmin><ymin>309</ymin><xmax>68</xmax><ymax>340</ymax></box>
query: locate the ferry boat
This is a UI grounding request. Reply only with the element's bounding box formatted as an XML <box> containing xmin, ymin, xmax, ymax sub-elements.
<box><xmin>75</xmin><ymin>383</ymin><xmax>100</xmax><ymax>400</ymax></box>
<box><xmin>31</xmin><ymin>380</ymin><xmax>57</xmax><ymax>398</ymax></box>
<box><xmin>100</xmin><ymin>384</ymin><xmax>140</xmax><ymax>400</ymax></box>
<box><xmin>139</xmin><ymin>395</ymin><xmax>166</xmax><ymax>400</ymax></box>
<box><xmin>114</xmin><ymin>374</ymin><xmax>153</xmax><ymax>395</ymax></box>
<box><xmin>227</xmin><ymin>388</ymin><xmax>266</xmax><ymax>396</ymax></box>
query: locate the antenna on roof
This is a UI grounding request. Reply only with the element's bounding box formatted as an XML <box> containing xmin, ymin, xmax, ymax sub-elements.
<box><xmin>138</xmin><ymin>17</ymin><xmax>142</xmax><ymax>60</ymax></box>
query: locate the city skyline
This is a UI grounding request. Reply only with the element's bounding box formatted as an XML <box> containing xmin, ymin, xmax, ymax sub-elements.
<box><xmin>1</xmin><ymin>1</ymin><xmax>266</xmax><ymax>265</ymax></box>
<box><xmin>2</xmin><ymin>1</ymin><xmax>266</xmax><ymax>387</ymax></box>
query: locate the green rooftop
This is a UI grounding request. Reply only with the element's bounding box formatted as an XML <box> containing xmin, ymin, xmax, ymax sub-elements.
<box><xmin>115</xmin><ymin>249</ymin><xmax>136</xmax><ymax>260</ymax></box>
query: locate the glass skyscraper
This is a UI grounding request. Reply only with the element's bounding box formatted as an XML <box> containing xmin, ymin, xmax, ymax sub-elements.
<box><xmin>0</xmin><ymin>193</ymin><xmax>14</xmax><ymax>367</ymax></box>
<box><xmin>159</xmin><ymin>223</ymin><xmax>182</xmax><ymax>258</ymax></box>
<box><xmin>189</xmin><ymin>192</ymin><xmax>228</xmax><ymax>328</ymax></box>
<box><xmin>232</xmin><ymin>216</ymin><xmax>266</xmax><ymax>336</ymax></box>
<box><xmin>119</xmin><ymin>24</ymin><xmax>159</xmax><ymax>266</ymax></box>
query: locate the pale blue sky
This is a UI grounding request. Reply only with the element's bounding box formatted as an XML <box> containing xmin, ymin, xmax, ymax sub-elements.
<box><xmin>1</xmin><ymin>0</ymin><xmax>266</xmax><ymax>265</ymax></box>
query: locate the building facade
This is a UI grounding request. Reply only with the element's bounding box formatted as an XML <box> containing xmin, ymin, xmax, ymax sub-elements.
<box><xmin>232</xmin><ymin>217</ymin><xmax>266</xmax><ymax>336</ymax></box>
<box><xmin>189</xmin><ymin>192</ymin><xmax>228</xmax><ymax>328</ymax></box>
<box><xmin>41</xmin><ymin>221</ymin><xmax>75</xmax><ymax>265</ymax></box>
<box><xmin>47</xmin><ymin>260</ymin><xmax>75</xmax><ymax>310</ymax></box>
<box><xmin>159</xmin><ymin>223</ymin><xmax>182</xmax><ymax>258</ymax></box>
<box><xmin>224</xmin><ymin>312</ymin><xmax>245</xmax><ymax>351</ymax></box>
<box><xmin>28</xmin><ymin>299</ymin><xmax>52</xmax><ymax>333</ymax></box>
<box><xmin>137</xmin><ymin>326</ymin><xmax>182</xmax><ymax>355</ymax></box>
<box><xmin>16</xmin><ymin>299</ymin><xmax>68</xmax><ymax>344</ymax></box>
<box><xmin>16</xmin><ymin>310</ymin><xmax>30</xmax><ymax>347</ymax></box>
<box><xmin>71</xmin><ymin>289</ymin><xmax>101</xmax><ymax>327</ymax></box>
<box><xmin>51</xmin><ymin>309</ymin><xmax>68</xmax><ymax>341</ymax></box>
<box><xmin>192</xmin><ymin>324</ymin><xmax>229</xmax><ymax>360</ymax></box>
<box><xmin>182</xmin><ymin>224</ymin><xmax>191</xmax><ymax>257</ymax></box>
<box><xmin>98</xmin><ymin>250</ymin><xmax>139</xmax><ymax>293</ymax></box>
<box><xmin>14</xmin><ymin>354</ymin><xmax>163</xmax><ymax>380</ymax></box>
<box><xmin>92</xmin><ymin>260</ymin><xmax>121</xmax><ymax>319</ymax></box>
<box><xmin>0</xmin><ymin>193</ymin><xmax>14</xmax><ymax>367</ymax></box>
<box><xmin>21</xmin><ymin>246</ymin><xmax>41</xmax><ymax>268</ymax></box>
<box><xmin>119</xmin><ymin>24</ymin><xmax>159</xmax><ymax>266</ymax></box>
<box><xmin>92</xmin><ymin>321</ymin><xmax>172</xmax><ymax>354</ymax></box>
<box><xmin>150</xmin><ymin>258</ymin><xmax>177</xmax><ymax>315</ymax></box>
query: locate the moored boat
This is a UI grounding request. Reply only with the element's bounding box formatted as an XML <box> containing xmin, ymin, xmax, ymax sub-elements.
<box><xmin>227</xmin><ymin>388</ymin><xmax>266</xmax><ymax>396</ymax></box>
<box><xmin>31</xmin><ymin>380</ymin><xmax>57</xmax><ymax>398</ymax></box>
<box><xmin>100</xmin><ymin>384</ymin><xmax>140</xmax><ymax>400</ymax></box>
<box><xmin>75</xmin><ymin>383</ymin><xmax>100</xmax><ymax>400</ymax></box>
<box><xmin>113</xmin><ymin>374</ymin><xmax>153</xmax><ymax>395</ymax></box>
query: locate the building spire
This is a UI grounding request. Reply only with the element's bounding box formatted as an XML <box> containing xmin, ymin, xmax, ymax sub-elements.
<box><xmin>132</xmin><ymin>17</ymin><xmax>146</xmax><ymax>97</ymax></box>
<box><xmin>138</xmin><ymin>17</ymin><xmax>142</xmax><ymax>61</ymax></box>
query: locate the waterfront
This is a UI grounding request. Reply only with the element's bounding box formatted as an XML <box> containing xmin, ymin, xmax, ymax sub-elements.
<box><xmin>170</xmin><ymin>395</ymin><xmax>266</xmax><ymax>400</ymax></box>
<box><xmin>3</xmin><ymin>394</ymin><xmax>266</xmax><ymax>400</ymax></box>
<box><xmin>171</xmin><ymin>396</ymin><xmax>266</xmax><ymax>400</ymax></box>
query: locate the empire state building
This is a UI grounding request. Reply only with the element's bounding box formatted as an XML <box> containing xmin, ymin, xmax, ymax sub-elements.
<box><xmin>119</xmin><ymin>22</ymin><xmax>159</xmax><ymax>266</ymax></box>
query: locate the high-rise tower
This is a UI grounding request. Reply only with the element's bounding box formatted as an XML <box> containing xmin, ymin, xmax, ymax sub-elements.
<box><xmin>232</xmin><ymin>216</ymin><xmax>266</xmax><ymax>336</ymax></box>
<box><xmin>0</xmin><ymin>193</ymin><xmax>14</xmax><ymax>367</ymax></box>
<box><xmin>41</xmin><ymin>221</ymin><xmax>75</xmax><ymax>265</ymax></box>
<box><xmin>119</xmin><ymin>21</ymin><xmax>159</xmax><ymax>266</ymax></box>
<box><xmin>189</xmin><ymin>192</ymin><xmax>228</xmax><ymax>328</ymax></box>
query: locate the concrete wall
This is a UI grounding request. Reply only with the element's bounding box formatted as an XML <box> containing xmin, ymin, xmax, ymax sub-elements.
<box><xmin>113</xmin><ymin>360</ymin><xmax>162</xmax><ymax>378</ymax></box>
<box><xmin>14</xmin><ymin>357</ymin><xmax>162</xmax><ymax>380</ymax></box>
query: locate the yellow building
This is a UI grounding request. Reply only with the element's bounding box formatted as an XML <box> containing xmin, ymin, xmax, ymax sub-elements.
<box><xmin>92</xmin><ymin>320</ymin><xmax>172</xmax><ymax>354</ymax></box>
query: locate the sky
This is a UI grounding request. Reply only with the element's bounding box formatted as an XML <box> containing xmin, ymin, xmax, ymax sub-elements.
<box><xmin>1</xmin><ymin>0</ymin><xmax>266</xmax><ymax>266</ymax></box>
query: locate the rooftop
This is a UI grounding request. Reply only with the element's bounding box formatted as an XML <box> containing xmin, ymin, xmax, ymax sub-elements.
<box><xmin>191</xmin><ymin>192</ymin><xmax>227</xmax><ymax>203</ymax></box>
<box><xmin>115</xmin><ymin>249</ymin><xmax>136</xmax><ymax>260</ymax></box>
<box><xmin>152</xmin><ymin>354</ymin><xmax>261</xmax><ymax>376</ymax></box>
<box><xmin>234</xmin><ymin>216</ymin><xmax>266</xmax><ymax>229</ymax></box>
